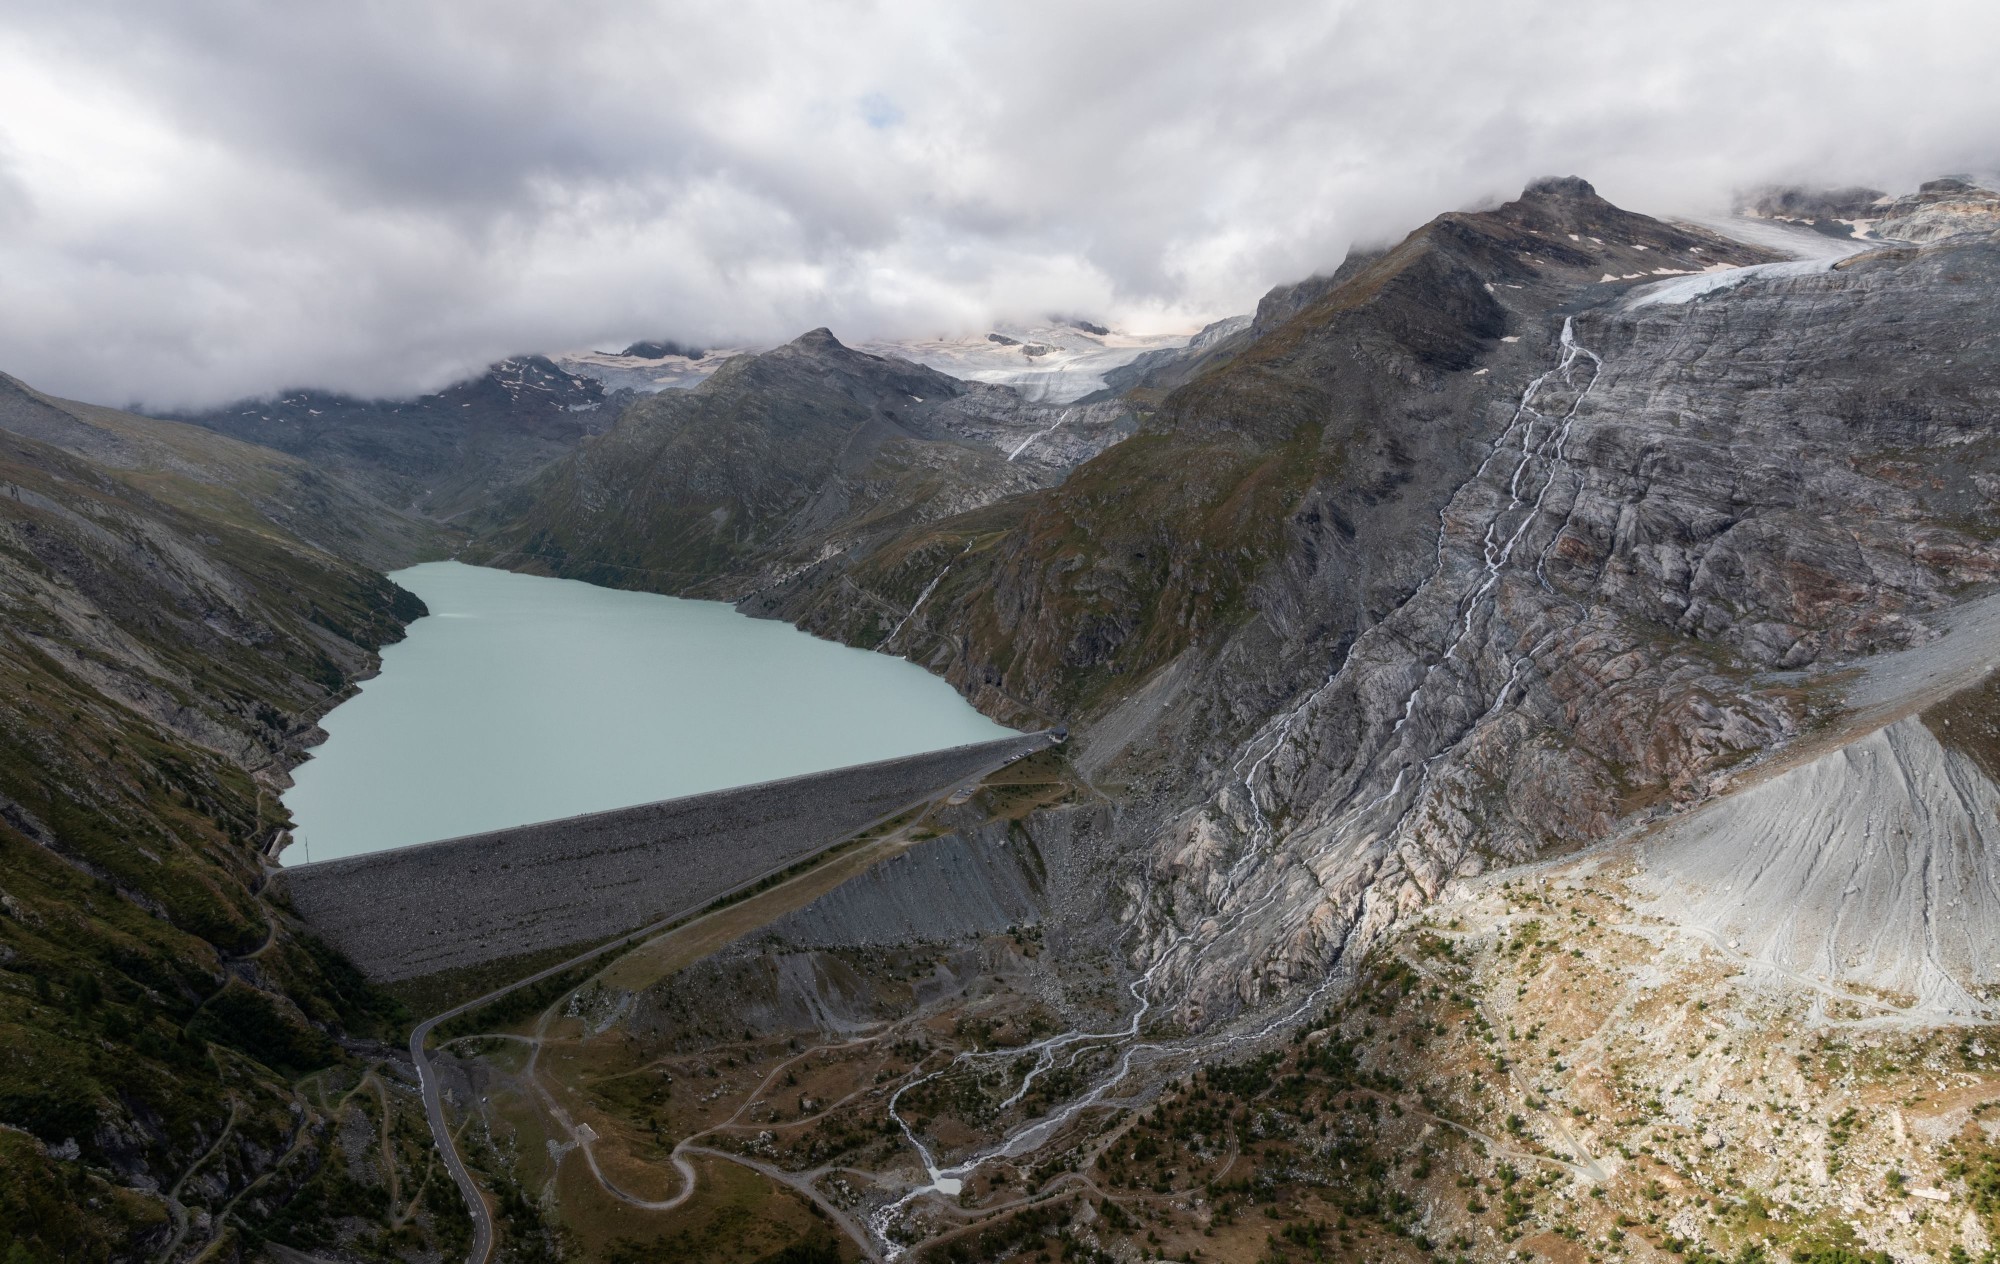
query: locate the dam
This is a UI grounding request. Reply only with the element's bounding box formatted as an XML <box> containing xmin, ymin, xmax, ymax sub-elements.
<box><xmin>278</xmin><ymin>731</ymin><xmax>1057</xmax><ymax>981</ymax></box>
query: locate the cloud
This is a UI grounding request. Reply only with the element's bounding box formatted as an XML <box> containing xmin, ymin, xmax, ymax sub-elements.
<box><xmin>0</xmin><ymin>0</ymin><xmax>1994</xmax><ymax>408</ymax></box>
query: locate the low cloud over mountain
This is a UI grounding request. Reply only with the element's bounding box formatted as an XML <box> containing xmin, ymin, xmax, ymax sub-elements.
<box><xmin>0</xmin><ymin>0</ymin><xmax>1995</xmax><ymax>408</ymax></box>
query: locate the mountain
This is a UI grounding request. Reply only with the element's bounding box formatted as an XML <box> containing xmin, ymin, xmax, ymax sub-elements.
<box><xmin>555</xmin><ymin>322</ymin><xmax>1195</xmax><ymax>403</ymax></box>
<box><xmin>1737</xmin><ymin>181</ymin><xmax>1889</xmax><ymax>234</ymax></box>
<box><xmin>765</xmin><ymin>175</ymin><xmax>2000</xmax><ymax>1019</ymax></box>
<box><xmin>1741</xmin><ymin>174</ymin><xmax>2000</xmax><ymax>244</ymax></box>
<box><xmin>419</xmin><ymin>177</ymin><xmax>2000</xmax><ymax>1260</ymax></box>
<box><xmin>471</xmin><ymin>168</ymin><xmax>2000</xmax><ymax>1025</ymax></box>
<box><xmin>465</xmin><ymin>327</ymin><xmax>1138</xmax><ymax>603</ymax></box>
<box><xmin>0</xmin><ymin>381</ymin><xmax>467</xmax><ymax>1257</ymax></box>
<box><xmin>14</xmin><ymin>169</ymin><xmax>2000</xmax><ymax>1264</ymax></box>
<box><xmin>165</xmin><ymin>355</ymin><xmax>617</xmax><ymax>519</ymax></box>
<box><xmin>770</xmin><ymin>181</ymin><xmax>1761</xmax><ymax>705</ymax></box>
<box><xmin>0</xmin><ymin>373</ymin><xmax>443</xmax><ymax>571</ymax></box>
<box><xmin>557</xmin><ymin>342</ymin><xmax>743</xmax><ymax>393</ymax></box>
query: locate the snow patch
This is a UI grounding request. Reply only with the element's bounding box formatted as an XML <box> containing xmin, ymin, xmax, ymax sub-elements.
<box><xmin>859</xmin><ymin>323</ymin><xmax>1191</xmax><ymax>404</ymax></box>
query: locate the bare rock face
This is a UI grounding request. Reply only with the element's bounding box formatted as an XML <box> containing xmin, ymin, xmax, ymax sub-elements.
<box><xmin>747</xmin><ymin>180</ymin><xmax>2000</xmax><ymax>1032</ymax></box>
<box><xmin>1133</xmin><ymin>217</ymin><xmax>2000</xmax><ymax>1025</ymax></box>
<box><xmin>1869</xmin><ymin>177</ymin><xmax>2000</xmax><ymax>244</ymax></box>
<box><xmin>1736</xmin><ymin>176</ymin><xmax>2000</xmax><ymax>246</ymax></box>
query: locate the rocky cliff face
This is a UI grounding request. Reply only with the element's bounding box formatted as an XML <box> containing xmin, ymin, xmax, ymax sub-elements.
<box><xmin>1868</xmin><ymin>176</ymin><xmax>2000</xmax><ymax>244</ymax></box>
<box><xmin>1124</xmin><ymin>193</ymin><xmax>2000</xmax><ymax>1025</ymax></box>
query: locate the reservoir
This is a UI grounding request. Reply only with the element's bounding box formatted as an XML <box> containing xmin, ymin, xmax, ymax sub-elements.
<box><xmin>281</xmin><ymin>561</ymin><xmax>1012</xmax><ymax>863</ymax></box>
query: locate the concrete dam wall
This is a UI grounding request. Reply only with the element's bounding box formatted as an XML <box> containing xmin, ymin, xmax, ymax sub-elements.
<box><xmin>278</xmin><ymin>731</ymin><xmax>1055</xmax><ymax>981</ymax></box>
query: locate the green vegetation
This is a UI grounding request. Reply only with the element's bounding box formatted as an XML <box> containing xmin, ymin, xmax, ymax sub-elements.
<box><xmin>0</xmin><ymin>401</ymin><xmax>454</xmax><ymax>1255</ymax></box>
<box><xmin>920</xmin><ymin>416</ymin><xmax>1331</xmax><ymax>719</ymax></box>
<box><xmin>0</xmin><ymin>1129</ymin><xmax>167</xmax><ymax>1261</ymax></box>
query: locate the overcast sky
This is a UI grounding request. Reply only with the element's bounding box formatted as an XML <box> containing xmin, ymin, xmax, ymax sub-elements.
<box><xmin>1</xmin><ymin>1</ymin><xmax>1994</xmax><ymax>409</ymax></box>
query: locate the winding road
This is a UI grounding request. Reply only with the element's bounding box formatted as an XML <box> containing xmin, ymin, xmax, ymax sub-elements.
<box><xmin>406</xmin><ymin>733</ymin><xmax>1060</xmax><ymax>1264</ymax></box>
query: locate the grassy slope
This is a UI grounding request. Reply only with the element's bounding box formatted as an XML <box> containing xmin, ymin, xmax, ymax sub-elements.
<box><xmin>0</xmin><ymin>371</ymin><xmax>448</xmax><ymax>571</ymax></box>
<box><xmin>800</xmin><ymin>211</ymin><xmax>1516</xmax><ymax>724</ymax></box>
<box><xmin>0</xmin><ymin>396</ymin><xmax>458</xmax><ymax>1260</ymax></box>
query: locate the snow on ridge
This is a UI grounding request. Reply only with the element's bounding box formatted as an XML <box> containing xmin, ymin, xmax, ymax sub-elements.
<box><xmin>553</xmin><ymin>345</ymin><xmax>750</xmax><ymax>394</ymax></box>
<box><xmin>554</xmin><ymin>322</ymin><xmax>1197</xmax><ymax>403</ymax></box>
<box><xmin>1622</xmin><ymin>214</ymin><xmax>1878</xmax><ymax>310</ymax></box>
<box><xmin>856</xmin><ymin>323</ymin><xmax>1193</xmax><ymax>404</ymax></box>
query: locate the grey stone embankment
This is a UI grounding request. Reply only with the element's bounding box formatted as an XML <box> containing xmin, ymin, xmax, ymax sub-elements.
<box><xmin>771</xmin><ymin>817</ymin><xmax>1047</xmax><ymax>947</ymax></box>
<box><xmin>277</xmin><ymin>732</ymin><xmax>1054</xmax><ymax>980</ymax></box>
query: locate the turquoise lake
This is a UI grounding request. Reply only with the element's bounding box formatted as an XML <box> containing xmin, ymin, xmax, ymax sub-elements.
<box><xmin>280</xmin><ymin>561</ymin><xmax>1011</xmax><ymax>863</ymax></box>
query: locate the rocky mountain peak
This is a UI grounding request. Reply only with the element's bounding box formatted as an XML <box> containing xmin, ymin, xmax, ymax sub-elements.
<box><xmin>1521</xmin><ymin>174</ymin><xmax>1598</xmax><ymax>200</ymax></box>
<box><xmin>1466</xmin><ymin>174</ymin><xmax>1775</xmax><ymax>279</ymax></box>
<box><xmin>713</xmin><ymin>326</ymin><xmax>971</xmax><ymax>409</ymax></box>
<box><xmin>790</xmin><ymin>326</ymin><xmax>844</xmax><ymax>351</ymax></box>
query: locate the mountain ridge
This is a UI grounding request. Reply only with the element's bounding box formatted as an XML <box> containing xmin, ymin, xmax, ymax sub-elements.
<box><xmin>460</xmin><ymin>326</ymin><xmax>1140</xmax><ymax>605</ymax></box>
<box><xmin>162</xmin><ymin>355</ymin><xmax>617</xmax><ymax>521</ymax></box>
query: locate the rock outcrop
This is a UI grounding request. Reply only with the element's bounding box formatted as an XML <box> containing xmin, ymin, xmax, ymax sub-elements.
<box><xmin>1868</xmin><ymin>176</ymin><xmax>2000</xmax><ymax>244</ymax></box>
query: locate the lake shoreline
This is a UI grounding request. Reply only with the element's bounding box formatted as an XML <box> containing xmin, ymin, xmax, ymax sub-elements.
<box><xmin>281</xmin><ymin>561</ymin><xmax>1012</xmax><ymax>864</ymax></box>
